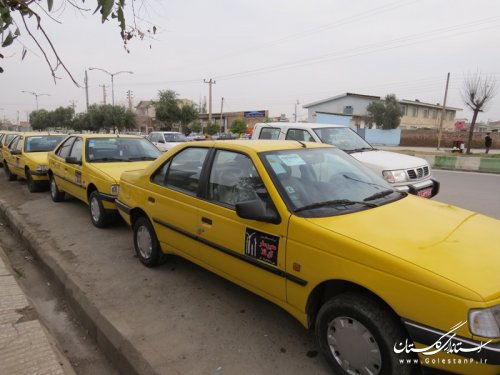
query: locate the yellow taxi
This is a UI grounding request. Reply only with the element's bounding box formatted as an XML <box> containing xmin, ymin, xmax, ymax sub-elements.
<box><xmin>116</xmin><ymin>140</ymin><xmax>500</xmax><ymax>375</ymax></box>
<box><xmin>47</xmin><ymin>134</ymin><xmax>161</xmax><ymax>228</ymax></box>
<box><xmin>3</xmin><ymin>132</ymin><xmax>67</xmax><ymax>192</ymax></box>
<box><xmin>0</xmin><ymin>130</ymin><xmax>19</xmax><ymax>168</ymax></box>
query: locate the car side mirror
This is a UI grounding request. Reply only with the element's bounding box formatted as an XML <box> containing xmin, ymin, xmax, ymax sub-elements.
<box><xmin>157</xmin><ymin>139</ymin><xmax>165</xmax><ymax>144</ymax></box>
<box><xmin>236</xmin><ymin>200</ymin><xmax>280</xmax><ymax>224</ymax></box>
<box><xmin>10</xmin><ymin>150</ymin><xmax>21</xmax><ymax>155</ymax></box>
<box><xmin>65</xmin><ymin>156</ymin><xmax>82</xmax><ymax>165</ymax></box>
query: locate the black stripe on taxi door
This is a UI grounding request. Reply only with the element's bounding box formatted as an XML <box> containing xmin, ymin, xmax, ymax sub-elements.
<box><xmin>152</xmin><ymin>217</ymin><xmax>307</xmax><ymax>287</ymax></box>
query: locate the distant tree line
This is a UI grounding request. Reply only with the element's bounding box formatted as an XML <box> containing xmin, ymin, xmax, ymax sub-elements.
<box><xmin>29</xmin><ymin>104</ymin><xmax>137</xmax><ymax>133</ymax></box>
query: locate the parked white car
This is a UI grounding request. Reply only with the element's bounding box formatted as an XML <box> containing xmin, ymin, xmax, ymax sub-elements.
<box><xmin>251</xmin><ymin>122</ymin><xmax>439</xmax><ymax>197</ymax></box>
<box><xmin>147</xmin><ymin>131</ymin><xmax>187</xmax><ymax>152</ymax></box>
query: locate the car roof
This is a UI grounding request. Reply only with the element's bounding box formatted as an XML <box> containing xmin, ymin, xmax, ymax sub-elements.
<box><xmin>20</xmin><ymin>132</ymin><xmax>67</xmax><ymax>137</ymax></box>
<box><xmin>152</xmin><ymin>131</ymin><xmax>183</xmax><ymax>134</ymax></box>
<box><xmin>187</xmin><ymin>139</ymin><xmax>334</xmax><ymax>153</ymax></box>
<box><xmin>256</xmin><ymin>122</ymin><xmax>348</xmax><ymax>129</ymax></box>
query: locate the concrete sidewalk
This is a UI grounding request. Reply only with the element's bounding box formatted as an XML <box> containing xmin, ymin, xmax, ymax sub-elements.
<box><xmin>0</xmin><ymin>246</ymin><xmax>73</xmax><ymax>375</ymax></box>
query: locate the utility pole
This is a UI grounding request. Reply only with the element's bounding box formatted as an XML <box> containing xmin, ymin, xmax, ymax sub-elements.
<box><xmin>204</xmin><ymin>78</ymin><xmax>216</xmax><ymax>124</ymax></box>
<box><xmin>99</xmin><ymin>85</ymin><xmax>108</xmax><ymax>105</ymax></box>
<box><xmin>69</xmin><ymin>100</ymin><xmax>77</xmax><ymax>114</ymax></box>
<box><xmin>220</xmin><ymin>97</ymin><xmax>225</xmax><ymax>133</ymax></box>
<box><xmin>84</xmin><ymin>70</ymin><xmax>89</xmax><ymax>111</ymax></box>
<box><xmin>126</xmin><ymin>90</ymin><xmax>134</xmax><ymax>111</ymax></box>
<box><xmin>437</xmin><ymin>72</ymin><xmax>450</xmax><ymax>151</ymax></box>
<box><xmin>294</xmin><ymin>100</ymin><xmax>300</xmax><ymax>122</ymax></box>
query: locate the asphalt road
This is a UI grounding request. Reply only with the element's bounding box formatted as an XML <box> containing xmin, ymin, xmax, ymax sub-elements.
<box><xmin>0</xmin><ymin>169</ymin><xmax>498</xmax><ymax>374</ymax></box>
<box><xmin>432</xmin><ymin>170</ymin><xmax>500</xmax><ymax>219</ymax></box>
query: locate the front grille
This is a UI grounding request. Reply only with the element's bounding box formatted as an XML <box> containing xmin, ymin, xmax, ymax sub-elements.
<box><xmin>407</xmin><ymin>166</ymin><xmax>430</xmax><ymax>180</ymax></box>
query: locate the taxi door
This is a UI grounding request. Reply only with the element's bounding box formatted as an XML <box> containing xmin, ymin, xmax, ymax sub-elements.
<box><xmin>62</xmin><ymin>137</ymin><xmax>86</xmax><ymax>202</ymax></box>
<box><xmin>8</xmin><ymin>136</ymin><xmax>25</xmax><ymax>177</ymax></box>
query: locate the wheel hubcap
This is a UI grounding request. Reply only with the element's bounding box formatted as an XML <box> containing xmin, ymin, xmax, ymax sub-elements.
<box><xmin>90</xmin><ymin>197</ymin><xmax>101</xmax><ymax>222</ymax></box>
<box><xmin>50</xmin><ymin>179</ymin><xmax>56</xmax><ymax>196</ymax></box>
<box><xmin>327</xmin><ymin>317</ymin><xmax>382</xmax><ymax>375</ymax></box>
<box><xmin>136</xmin><ymin>225</ymin><xmax>153</xmax><ymax>259</ymax></box>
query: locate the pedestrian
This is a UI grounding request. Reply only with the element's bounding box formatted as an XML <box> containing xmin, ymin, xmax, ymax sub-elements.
<box><xmin>485</xmin><ymin>132</ymin><xmax>493</xmax><ymax>154</ymax></box>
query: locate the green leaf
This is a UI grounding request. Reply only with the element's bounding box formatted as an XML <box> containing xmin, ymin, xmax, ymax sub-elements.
<box><xmin>14</xmin><ymin>26</ymin><xmax>20</xmax><ymax>36</ymax></box>
<box><xmin>47</xmin><ymin>0</ymin><xmax>53</xmax><ymax>12</ymax></box>
<box><xmin>117</xmin><ymin>6</ymin><xmax>125</xmax><ymax>31</ymax></box>
<box><xmin>0</xmin><ymin>66</ymin><xmax>4</xmax><ymax>73</ymax></box>
<box><xmin>100</xmin><ymin>0</ymin><xmax>114</xmax><ymax>21</ymax></box>
<box><xmin>2</xmin><ymin>31</ymin><xmax>14</xmax><ymax>47</ymax></box>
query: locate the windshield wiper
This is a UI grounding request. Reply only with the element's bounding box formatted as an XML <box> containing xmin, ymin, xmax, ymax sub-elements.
<box><xmin>294</xmin><ymin>199</ymin><xmax>377</xmax><ymax>213</ymax></box>
<box><xmin>91</xmin><ymin>157</ymin><xmax>132</xmax><ymax>162</ymax></box>
<box><xmin>126</xmin><ymin>156</ymin><xmax>157</xmax><ymax>161</ymax></box>
<box><xmin>347</xmin><ymin>147</ymin><xmax>373</xmax><ymax>153</ymax></box>
<box><xmin>363</xmin><ymin>190</ymin><xmax>395</xmax><ymax>201</ymax></box>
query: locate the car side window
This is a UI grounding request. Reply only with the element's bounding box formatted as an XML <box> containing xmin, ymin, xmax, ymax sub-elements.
<box><xmin>69</xmin><ymin>138</ymin><xmax>83</xmax><ymax>162</ymax></box>
<box><xmin>259</xmin><ymin>128</ymin><xmax>280</xmax><ymax>140</ymax></box>
<box><xmin>286</xmin><ymin>129</ymin><xmax>315</xmax><ymax>142</ymax></box>
<box><xmin>56</xmin><ymin>137</ymin><xmax>76</xmax><ymax>159</ymax></box>
<box><xmin>14</xmin><ymin>137</ymin><xmax>23</xmax><ymax>152</ymax></box>
<box><xmin>208</xmin><ymin>150</ymin><xmax>267</xmax><ymax>207</ymax></box>
<box><xmin>159</xmin><ymin>147</ymin><xmax>209</xmax><ymax>195</ymax></box>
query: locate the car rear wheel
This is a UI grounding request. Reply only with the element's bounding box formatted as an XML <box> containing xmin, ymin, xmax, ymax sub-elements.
<box><xmin>50</xmin><ymin>175</ymin><xmax>65</xmax><ymax>202</ymax></box>
<box><xmin>26</xmin><ymin>170</ymin><xmax>41</xmax><ymax>193</ymax></box>
<box><xmin>89</xmin><ymin>190</ymin><xmax>111</xmax><ymax>228</ymax></box>
<box><xmin>4</xmin><ymin>164</ymin><xmax>17</xmax><ymax>181</ymax></box>
<box><xmin>315</xmin><ymin>292</ymin><xmax>415</xmax><ymax>375</ymax></box>
<box><xmin>133</xmin><ymin>216</ymin><xmax>164</xmax><ymax>267</ymax></box>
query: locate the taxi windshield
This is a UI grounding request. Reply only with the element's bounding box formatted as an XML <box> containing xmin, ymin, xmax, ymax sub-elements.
<box><xmin>25</xmin><ymin>135</ymin><xmax>66</xmax><ymax>152</ymax></box>
<box><xmin>261</xmin><ymin>147</ymin><xmax>403</xmax><ymax>217</ymax></box>
<box><xmin>86</xmin><ymin>137</ymin><xmax>161</xmax><ymax>162</ymax></box>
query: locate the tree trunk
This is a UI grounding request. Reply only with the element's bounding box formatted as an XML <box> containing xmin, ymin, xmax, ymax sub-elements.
<box><xmin>466</xmin><ymin>109</ymin><xmax>479</xmax><ymax>154</ymax></box>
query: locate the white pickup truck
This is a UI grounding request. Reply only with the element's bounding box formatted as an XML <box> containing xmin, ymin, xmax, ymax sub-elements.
<box><xmin>251</xmin><ymin>122</ymin><xmax>439</xmax><ymax>198</ymax></box>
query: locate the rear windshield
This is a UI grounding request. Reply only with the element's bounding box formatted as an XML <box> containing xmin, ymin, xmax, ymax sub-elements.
<box><xmin>25</xmin><ymin>135</ymin><xmax>66</xmax><ymax>152</ymax></box>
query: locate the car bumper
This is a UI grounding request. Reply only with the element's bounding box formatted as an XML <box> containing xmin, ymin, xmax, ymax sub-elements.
<box><xmin>115</xmin><ymin>199</ymin><xmax>132</xmax><ymax>225</ymax></box>
<box><xmin>395</xmin><ymin>179</ymin><xmax>440</xmax><ymax>198</ymax></box>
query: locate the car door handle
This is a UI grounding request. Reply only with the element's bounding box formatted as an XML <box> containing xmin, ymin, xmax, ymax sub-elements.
<box><xmin>201</xmin><ymin>217</ymin><xmax>212</xmax><ymax>225</ymax></box>
<box><xmin>148</xmin><ymin>197</ymin><xmax>155</xmax><ymax>203</ymax></box>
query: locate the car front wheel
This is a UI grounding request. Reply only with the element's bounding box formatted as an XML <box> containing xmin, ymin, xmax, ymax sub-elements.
<box><xmin>133</xmin><ymin>216</ymin><xmax>164</xmax><ymax>267</ymax></box>
<box><xmin>26</xmin><ymin>170</ymin><xmax>41</xmax><ymax>193</ymax></box>
<box><xmin>4</xmin><ymin>164</ymin><xmax>17</xmax><ymax>181</ymax></box>
<box><xmin>315</xmin><ymin>292</ymin><xmax>416</xmax><ymax>375</ymax></box>
<box><xmin>50</xmin><ymin>175</ymin><xmax>65</xmax><ymax>202</ymax></box>
<box><xmin>89</xmin><ymin>190</ymin><xmax>111</xmax><ymax>228</ymax></box>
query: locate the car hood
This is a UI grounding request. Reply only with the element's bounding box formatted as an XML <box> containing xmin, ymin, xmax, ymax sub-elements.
<box><xmin>308</xmin><ymin>196</ymin><xmax>500</xmax><ymax>302</ymax></box>
<box><xmin>25</xmin><ymin>152</ymin><xmax>49</xmax><ymax>165</ymax></box>
<box><xmin>351</xmin><ymin>150</ymin><xmax>429</xmax><ymax>171</ymax></box>
<box><xmin>90</xmin><ymin>161</ymin><xmax>154</xmax><ymax>182</ymax></box>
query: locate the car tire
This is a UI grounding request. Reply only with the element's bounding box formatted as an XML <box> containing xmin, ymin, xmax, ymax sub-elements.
<box><xmin>26</xmin><ymin>170</ymin><xmax>41</xmax><ymax>193</ymax></box>
<box><xmin>50</xmin><ymin>175</ymin><xmax>65</xmax><ymax>202</ymax></box>
<box><xmin>4</xmin><ymin>164</ymin><xmax>17</xmax><ymax>181</ymax></box>
<box><xmin>89</xmin><ymin>190</ymin><xmax>111</xmax><ymax>228</ymax></box>
<box><xmin>133</xmin><ymin>216</ymin><xmax>165</xmax><ymax>267</ymax></box>
<box><xmin>315</xmin><ymin>292</ymin><xmax>416</xmax><ymax>375</ymax></box>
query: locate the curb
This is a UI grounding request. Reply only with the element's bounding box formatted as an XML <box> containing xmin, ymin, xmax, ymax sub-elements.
<box><xmin>0</xmin><ymin>200</ymin><xmax>159</xmax><ymax>375</ymax></box>
<box><xmin>415</xmin><ymin>154</ymin><xmax>500</xmax><ymax>173</ymax></box>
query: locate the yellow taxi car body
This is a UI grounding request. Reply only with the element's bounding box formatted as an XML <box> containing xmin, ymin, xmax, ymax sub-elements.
<box><xmin>0</xmin><ymin>130</ymin><xmax>20</xmax><ymax>168</ymax></box>
<box><xmin>3</xmin><ymin>132</ymin><xmax>67</xmax><ymax>192</ymax></box>
<box><xmin>116</xmin><ymin>140</ymin><xmax>500</xmax><ymax>375</ymax></box>
<box><xmin>48</xmin><ymin>134</ymin><xmax>161</xmax><ymax>228</ymax></box>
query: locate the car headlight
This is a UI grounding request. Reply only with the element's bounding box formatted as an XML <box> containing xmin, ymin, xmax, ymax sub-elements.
<box><xmin>110</xmin><ymin>184</ymin><xmax>120</xmax><ymax>196</ymax></box>
<box><xmin>382</xmin><ymin>170</ymin><xmax>407</xmax><ymax>183</ymax></box>
<box><xmin>469</xmin><ymin>305</ymin><xmax>500</xmax><ymax>338</ymax></box>
<box><xmin>36</xmin><ymin>165</ymin><xmax>48</xmax><ymax>172</ymax></box>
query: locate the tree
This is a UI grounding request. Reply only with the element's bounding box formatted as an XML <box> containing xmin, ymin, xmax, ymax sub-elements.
<box><xmin>50</xmin><ymin>106</ymin><xmax>74</xmax><ymax>130</ymax></box>
<box><xmin>179</xmin><ymin>103</ymin><xmax>199</xmax><ymax>133</ymax></box>
<box><xmin>86</xmin><ymin>104</ymin><xmax>136</xmax><ymax>132</ymax></box>
<box><xmin>367</xmin><ymin>94</ymin><xmax>403</xmax><ymax>129</ymax></box>
<box><xmin>189</xmin><ymin>120</ymin><xmax>202</xmax><ymax>134</ymax></box>
<box><xmin>155</xmin><ymin>90</ymin><xmax>181</xmax><ymax>130</ymax></box>
<box><xmin>206</xmin><ymin>121</ymin><xmax>219</xmax><ymax>136</ymax></box>
<box><xmin>230</xmin><ymin>118</ymin><xmax>247</xmax><ymax>136</ymax></box>
<box><xmin>29</xmin><ymin>109</ymin><xmax>51</xmax><ymax>130</ymax></box>
<box><xmin>461</xmin><ymin>72</ymin><xmax>497</xmax><ymax>154</ymax></box>
<box><xmin>0</xmin><ymin>0</ymin><xmax>156</xmax><ymax>82</ymax></box>
<box><xmin>72</xmin><ymin>112</ymin><xmax>91</xmax><ymax>132</ymax></box>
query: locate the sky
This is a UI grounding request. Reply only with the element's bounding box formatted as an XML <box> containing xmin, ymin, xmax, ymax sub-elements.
<box><xmin>1</xmin><ymin>0</ymin><xmax>500</xmax><ymax>124</ymax></box>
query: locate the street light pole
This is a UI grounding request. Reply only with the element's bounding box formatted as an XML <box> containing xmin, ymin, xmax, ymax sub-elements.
<box><xmin>88</xmin><ymin>67</ymin><xmax>134</xmax><ymax>106</ymax></box>
<box><xmin>21</xmin><ymin>91</ymin><xmax>50</xmax><ymax>111</ymax></box>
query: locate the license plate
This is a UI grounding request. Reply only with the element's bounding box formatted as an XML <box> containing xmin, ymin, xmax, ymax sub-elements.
<box><xmin>417</xmin><ymin>187</ymin><xmax>433</xmax><ymax>198</ymax></box>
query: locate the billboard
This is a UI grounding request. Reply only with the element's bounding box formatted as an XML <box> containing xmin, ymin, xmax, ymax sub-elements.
<box><xmin>244</xmin><ymin>110</ymin><xmax>266</xmax><ymax>118</ymax></box>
